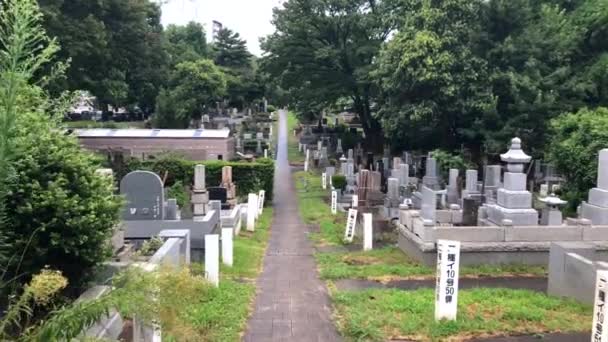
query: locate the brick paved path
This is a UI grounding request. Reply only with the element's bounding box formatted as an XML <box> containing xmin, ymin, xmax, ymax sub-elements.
<box><xmin>243</xmin><ymin>110</ymin><xmax>341</xmax><ymax>341</ymax></box>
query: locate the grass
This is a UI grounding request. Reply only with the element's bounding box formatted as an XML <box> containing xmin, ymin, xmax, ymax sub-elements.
<box><xmin>61</xmin><ymin>120</ymin><xmax>146</xmax><ymax>129</ymax></box>
<box><xmin>316</xmin><ymin>247</ymin><xmax>547</xmax><ymax>281</ymax></box>
<box><xmin>294</xmin><ymin>170</ymin><xmax>547</xmax><ymax>279</ymax></box>
<box><xmin>287</xmin><ymin>112</ymin><xmax>306</xmax><ymax>164</ymax></box>
<box><xmin>294</xmin><ymin>170</ymin><xmax>346</xmax><ymax>246</ymax></box>
<box><xmin>187</xmin><ymin>208</ymin><xmax>273</xmax><ymax>341</ymax></box>
<box><xmin>221</xmin><ymin>208</ymin><xmax>274</xmax><ymax>279</ymax></box>
<box><xmin>332</xmin><ymin>287</ymin><xmax>592</xmax><ymax>341</ymax></box>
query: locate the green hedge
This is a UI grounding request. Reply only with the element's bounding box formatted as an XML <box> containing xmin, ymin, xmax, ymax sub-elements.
<box><xmin>119</xmin><ymin>157</ymin><xmax>275</xmax><ymax>202</ymax></box>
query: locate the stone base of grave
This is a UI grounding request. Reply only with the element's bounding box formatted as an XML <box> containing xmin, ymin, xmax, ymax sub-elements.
<box><xmin>484</xmin><ymin>204</ymin><xmax>539</xmax><ymax>226</ymax></box>
<box><xmin>581</xmin><ymin>201</ymin><xmax>608</xmax><ymax>225</ymax></box>
<box><xmin>396</xmin><ymin>224</ymin><xmax>608</xmax><ymax>267</ymax></box>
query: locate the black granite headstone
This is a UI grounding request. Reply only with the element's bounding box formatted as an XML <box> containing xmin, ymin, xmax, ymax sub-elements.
<box><xmin>208</xmin><ymin>186</ymin><xmax>227</xmax><ymax>204</ymax></box>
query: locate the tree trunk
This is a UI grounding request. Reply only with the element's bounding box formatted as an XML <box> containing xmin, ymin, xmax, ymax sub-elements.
<box><xmin>353</xmin><ymin>88</ymin><xmax>384</xmax><ymax>152</ymax></box>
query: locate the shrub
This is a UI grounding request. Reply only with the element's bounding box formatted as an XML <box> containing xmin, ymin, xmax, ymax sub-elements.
<box><xmin>6</xmin><ymin>125</ymin><xmax>123</xmax><ymax>282</ymax></box>
<box><xmin>267</xmin><ymin>104</ymin><xmax>277</xmax><ymax>113</ymax></box>
<box><xmin>120</xmin><ymin>156</ymin><xmax>275</xmax><ymax>202</ymax></box>
<box><xmin>431</xmin><ymin>149</ymin><xmax>473</xmax><ymax>181</ymax></box>
<box><xmin>332</xmin><ymin>175</ymin><xmax>347</xmax><ymax>191</ymax></box>
<box><xmin>547</xmin><ymin>107</ymin><xmax>608</xmax><ymax>212</ymax></box>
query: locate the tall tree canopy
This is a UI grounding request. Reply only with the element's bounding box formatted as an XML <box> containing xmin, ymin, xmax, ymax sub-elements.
<box><xmin>39</xmin><ymin>0</ymin><xmax>168</xmax><ymax>113</ymax></box>
<box><xmin>374</xmin><ymin>0</ymin><xmax>496</xmax><ymax>153</ymax></box>
<box><xmin>153</xmin><ymin>59</ymin><xmax>228</xmax><ymax>128</ymax></box>
<box><xmin>261</xmin><ymin>0</ymin><xmax>399</xmax><ymax>145</ymax></box>
<box><xmin>213</xmin><ymin>27</ymin><xmax>252</xmax><ymax>69</ymax></box>
<box><xmin>165</xmin><ymin>21</ymin><xmax>209</xmax><ymax>65</ymax></box>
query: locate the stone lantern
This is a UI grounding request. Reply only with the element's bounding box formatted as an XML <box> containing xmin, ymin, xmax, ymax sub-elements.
<box><xmin>540</xmin><ymin>193</ymin><xmax>567</xmax><ymax>225</ymax></box>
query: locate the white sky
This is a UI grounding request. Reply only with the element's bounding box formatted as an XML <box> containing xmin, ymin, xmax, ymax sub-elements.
<box><xmin>161</xmin><ymin>0</ymin><xmax>283</xmax><ymax>56</ymax></box>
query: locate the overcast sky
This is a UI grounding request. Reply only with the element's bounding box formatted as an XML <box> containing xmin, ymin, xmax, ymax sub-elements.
<box><xmin>161</xmin><ymin>0</ymin><xmax>282</xmax><ymax>56</ymax></box>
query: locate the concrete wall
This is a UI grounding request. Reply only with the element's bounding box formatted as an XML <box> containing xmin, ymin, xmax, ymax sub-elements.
<box><xmin>548</xmin><ymin>242</ymin><xmax>608</xmax><ymax>304</ymax></box>
<box><xmin>78</xmin><ymin>137</ymin><xmax>235</xmax><ymax>161</ymax></box>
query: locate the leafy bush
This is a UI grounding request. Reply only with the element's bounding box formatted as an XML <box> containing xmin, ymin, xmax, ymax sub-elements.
<box><xmin>267</xmin><ymin>104</ymin><xmax>277</xmax><ymax>113</ymax></box>
<box><xmin>6</xmin><ymin>125</ymin><xmax>123</xmax><ymax>282</ymax></box>
<box><xmin>547</xmin><ymin>107</ymin><xmax>608</xmax><ymax>212</ymax></box>
<box><xmin>167</xmin><ymin>180</ymin><xmax>189</xmax><ymax>208</ymax></box>
<box><xmin>431</xmin><ymin>149</ymin><xmax>474</xmax><ymax>181</ymax></box>
<box><xmin>120</xmin><ymin>156</ymin><xmax>275</xmax><ymax>202</ymax></box>
<box><xmin>332</xmin><ymin>175</ymin><xmax>347</xmax><ymax>191</ymax></box>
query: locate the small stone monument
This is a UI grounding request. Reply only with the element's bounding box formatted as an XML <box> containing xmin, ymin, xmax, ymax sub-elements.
<box><xmin>483</xmin><ymin>165</ymin><xmax>502</xmax><ymax>202</ymax></box>
<box><xmin>336</xmin><ymin>139</ymin><xmax>343</xmax><ymax>155</ymax></box>
<box><xmin>462</xmin><ymin>169</ymin><xmax>480</xmax><ymax>199</ymax></box>
<box><xmin>205</xmin><ymin>234</ymin><xmax>219</xmax><ymax>287</ymax></box>
<box><xmin>581</xmin><ymin>149</ymin><xmax>608</xmax><ymax>225</ymax></box>
<box><xmin>363</xmin><ymin>213</ymin><xmax>373</xmax><ymax>251</ymax></box>
<box><xmin>540</xmin><ymin>193</ymin><xmax>566</xmax><ymax>225</ymax></box>
<box><xmin>421</xmin><ymin>186</ymin><xmax>436</xmax><ymax>224</ymax></box>
<box><xmin>192</xmin><ymin>165</ymin><xmax>209</xmax><ymax>221</ymax></box>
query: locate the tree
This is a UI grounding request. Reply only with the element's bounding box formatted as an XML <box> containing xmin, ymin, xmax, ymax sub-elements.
<box><xmin>213</xmin><ymin>27</ymin><xmax>252</xmax><ymax>69</ymax></box>
<box><xmin>38</xmin><ymin>0</ymin><xmax>168</xmax><ymax>112</ymax></box>
<box><xmin>262</xmin><ymin>0</ymin><xmax>399</xmax><ymax>147</ymax></box>
<box><xmin>1</xmin><ymin>0</ymin><xmax>122</xmax><ymax>284</ymax></box>
<box><xmin>165</xmin><ymin>21</ymin><xmax>209</xmax><ymax>65</ymax></box>
<box><xmin>374</xmin><ymin>0</ymin><xmax>496</xmax><ymax>153</ymax></box>
<box><xmin>153</xmin><ymin>59</ymin><xmax>228</xmax><ymax>128</ymax></box>
<box><xmin>546</xmin><ymin>107</ymin><xmax>608</xmax><ymax>212</ymax></box>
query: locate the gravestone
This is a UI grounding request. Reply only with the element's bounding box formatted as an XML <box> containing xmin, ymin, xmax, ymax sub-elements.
<box><xmin>208</xmin><ymin>187</ymin><xmax>228</xmax><ymax>205</ymax></box>
<box><xmin>463</xmin><ymin>169</ymin><xmax>480</xmax><ymax>199</ymax></box>
<box><xmin>421</xmin><ymin>186</ymin><xmax>436</xmax><ymax>223</ymax></box>
<box><xmin>447</xmin><ymin>169</ymin><xmax>459</xmax><ymax>205</ymax></box>
<box><xmin>422</xmin><ymin>156</ymin><xmax>439</xmax><ymax>189</ymax></box>
<box><xmin>344</xmin><ymin>209</ymin><xmax>358</xmax><ymax>242</ymax></box>
<box><xmin>221</xmin><ymin>166</ymin><xmax>237</xmax><ymax>207</ymax></box>
<box><xmin>358</xmin><ymin>170</ymin><xmax>370</xmax><ymax>206</ymax></box>
<box><xmin>540</xmin><ymin>183</ymin><xmax>549</xmax><ymax>198</ymax></box>
<box><xmin>304</xmin><ymin>149</ymin><xmax>310</xmax><ymax>172</ymax></box>
<box><xmin>462</xmin><ymin>198</ymin><xmax>480</xmax><ymax>226</ymax></box>
<box><xmin>581</xmin><ymin>149</ymin><xmax>608</xmax><ymax>224</ymax></box>
<box><xmin>386</xmin><ymin>178</ymin><xmax>400</xmax><ymax>207</ymax></box>
<box><xmin>322</xmin><ymin>173</ymin><xmax>327</xmax><ymax>190</ymax></box>
<box><xmin>192</xmin><ymin>165</ymin><xmax>209</xmax><ymax>219</ymax></box>
<box><xmin>336</xmin><ymin>139</ymin><xmax>343</xmax><ymax>155</ymax></box>
<box><xmin>366</xmin><ymin>152</ymin><xmax>374</xmax><ymax>170</ymax></box>
<box><xmin>319</xmin><ymin>147</ymin><xmax>329</xmax><ymax>168</ymax></box>
<box><xmin>165</xmin><ymin>199</ymin><xmax>178</xmax><ymax>220</ymax></box>
<box><xmin>484</xmin><ymin>165</ymin><xmax>502</xmax><ymax>203</ymax></box>
<box><xmin>120</xmin><ymin>171</ymin><xmax>165</xmax><ymax>221</ymax></box>
<box><xmin>435</xmin><ymin>240</ymin><xmax>461</xmax><ymax>321</ymax></box>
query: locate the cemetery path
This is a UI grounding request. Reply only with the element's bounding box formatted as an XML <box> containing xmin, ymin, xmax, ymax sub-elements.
<box><xmin>243</xmin><ymin>110</ymin><xmax>342</xmax><ymax>341</ymax></box>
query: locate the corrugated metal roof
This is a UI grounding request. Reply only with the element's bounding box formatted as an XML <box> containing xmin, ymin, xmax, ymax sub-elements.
<box><xmin>74</xmin><ymin>128</ymin><xmax>231</xmax><ymax>139</ymax></box>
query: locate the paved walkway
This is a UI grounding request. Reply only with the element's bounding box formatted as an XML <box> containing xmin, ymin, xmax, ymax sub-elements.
<box><xmin>243</xmin><ymin>110</ymin><xmax>341</xmax><ymax>341</ymax></box>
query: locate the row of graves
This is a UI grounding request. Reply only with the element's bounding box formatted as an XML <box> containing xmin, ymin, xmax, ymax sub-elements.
<box><xmin>76</xmin><ymin>165</ymin><xmax>267</xmax><ymax>341</ymax></box>
<box><xmin>303</xmin><ymin>135</ymin><xmax>608</xmax><ymax>314</ymax></box>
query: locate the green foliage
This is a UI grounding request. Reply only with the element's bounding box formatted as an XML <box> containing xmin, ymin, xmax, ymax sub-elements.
<box><xmin>153</xmin><ymin>59</ymin><xmax>227</xmax><ymax>128</ymax></box>
<box><xmin>39</xmin><ymin>0</ymin><xmax>168</xmax><ymax>113</ymax></box>
<box><xmin>136</xmin><ymin>236</ymin><xmax>165</xmax><ymax>257</ymax></box>
<box><xmin>546</xmin><ymin>107</ymin><xmax>608</xmax><ymax>211</ymax></box>
<box><xmin>121</xmin><ymin>157</ymin><xmax>275</xmax><ymax>201</ymax></box>
<box><xmin>261</xmin><ymin>0</ymin><xmax>397</xmax><ymax>144</ymax></box>
<box><xmin>431</xmin><ymin>149</ymin><xmax>473</xmax><ymax>181</ymax></box>
<box><xmin>165</xmin><ymin>22</ymin><xmax>209</xmax><ymax>65</ymax></box>
<box><xmin>167</xmin><ymin>180</ymin><xmax>189</xmax><ymax>208</ymax></box>
<box><xmin>331</xmin><ymin>175</ymin><xmax>347</xmax><ymax>191</ymax></box>
<box><xmin>375</xmin><ymin>0</ymin><xmax>496</xmax><ymax>152</ymax></box>
<box><xmin>212</xmin><ymin>28</ymin><xmax>252</xmax><ymax>69</ymax></box>
<box><xmin>266</xmin><ymin>104</ymin><xmax>277</xmax><ymax>113</ymax></box>
<box><xmin>333</xmin><ymin>288</ymin><xmax>591</xmax><ymax>341</ymax></box>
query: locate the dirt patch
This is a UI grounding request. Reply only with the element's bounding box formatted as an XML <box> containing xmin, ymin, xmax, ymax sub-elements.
<box><xmin>335</xmin><ymin>276</ymin><xmax>548</xmax><ymax>292</ymax></box>
<box><xmin>465</xmin><ymin>332</ymin><xmax>590</xmax><ymax>342</ymax></box>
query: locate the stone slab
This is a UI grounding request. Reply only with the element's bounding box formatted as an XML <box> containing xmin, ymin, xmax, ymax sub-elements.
<box><xmin>581</xmin><ymin>202</ymin><xmax>608</xmax><ymax>225</ymax></box>
<box><xmin>486</xmin><ymin>204</ymin><xmax>539</xmax><ymax>226</ymax></box>
<box><xmin>434</xmin><ymin>227</ymin><xmax>505</xmax><ymax>242</ymax></box>
<box><xmin>588</xmin><ymin>188</ymin><xmax>608</xmax><ymax>207</ymax></box>
<box><xmin>497</xmin><ymin>189</ymin><xmax>532</xmax><ymax>209</ymax></box>
<box><xmin>503</xmin><ymin>172</ymin><xmax>527</xmax><ymax>191</ymax></box>
<box><xmin>505</xmin><ymin>226</ymin><xmax>583</xmax><ymax>242</ymax></box>
<box><xmin>583</xmin><ymin>226</ymin><xmax>608</xmax><ymax>241</ymax></box>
